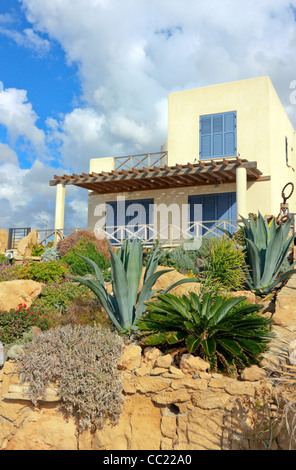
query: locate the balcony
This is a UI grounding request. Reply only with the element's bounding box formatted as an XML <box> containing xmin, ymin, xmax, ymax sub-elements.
<box><xmin>114</xmin><ymin>151</ymin><xmax>168</xmax><ymax>171</ymax></box>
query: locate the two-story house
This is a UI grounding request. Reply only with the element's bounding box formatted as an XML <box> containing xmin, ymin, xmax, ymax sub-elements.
<box><xmin>50</xmin><ymin>76</ymin><xmax>296</xmax><ymax>245</ymax></box>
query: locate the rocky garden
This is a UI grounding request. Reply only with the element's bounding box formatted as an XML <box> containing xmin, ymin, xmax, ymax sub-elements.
<box><xmin>0</xmin><ymin>214</ymin><xmax>296</xmax><ymax>450</ymax></box>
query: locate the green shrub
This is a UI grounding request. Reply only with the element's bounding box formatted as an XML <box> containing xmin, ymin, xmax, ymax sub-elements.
<box><xmin>16</xmin><ymin>324</ymin><xmax>124</xmax><ymax>431</ymax></box>
<box><xmin>0</xmin><ymin>261</ymin><xmax>19</xmax><ymax>282</ymax></box>
<box><xmin>31</xmin><ymin>282</ymin><xmax>109</xmax><ymax>328</ymax></box>
<box><xmin>41</xmin><ymin>245</ymin><xmax>60</xmax><ymax>261</ymax></box>
<box><xmin>158</xmin><ymin>236</ymin><xmax>214</xmax><ymax>276</ymax></box>
<box><xmin>138</xmin><ymin>292</ymin><xmax>273</xmax><ymax>373</ymax></box>
<box><xmin>15</xmin><ymin>261</ymin><xmax>68</xmax><ymax>284</ymax></box>
<box><xmin>201</xmin><ymin>236</ymin><xmax>246</xmax><ymax>293</ymax></box>
<box><xmin>0</xmin><ymin>304</ymin><xmax>50</xmax><ymax>345</ymax></box>
<box><xmin>61</xmin><ymin>240</ymin><xmax>110</xmax><ymax>277</ymax></box>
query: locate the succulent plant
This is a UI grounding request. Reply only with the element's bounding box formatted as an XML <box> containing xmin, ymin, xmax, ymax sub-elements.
<box><xmin>70</xmin><ymin>238</ymin><xmax>199</xmax><ymax>334</ymax></box>
<box><xmin>240</xmin><ymin>213</ymin><xmax>296</xmax><ymax>295</ymax></box>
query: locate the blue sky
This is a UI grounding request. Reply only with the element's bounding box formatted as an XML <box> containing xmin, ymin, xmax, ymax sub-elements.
<box><xmin>1</xmin><ymin>0</ymin><xmax>296</xmax><ymax>231</ymax></box>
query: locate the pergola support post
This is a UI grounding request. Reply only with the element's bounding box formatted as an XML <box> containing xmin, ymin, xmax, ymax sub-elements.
<box><xmin>236</xmin><ymin>167</ymin><xmax>248</xmax><ymax>220</ymax></box>
<box><xmin>54</xmin><ymin>184</ymin><xmax>65</xmax><ymax>243</ymax></box>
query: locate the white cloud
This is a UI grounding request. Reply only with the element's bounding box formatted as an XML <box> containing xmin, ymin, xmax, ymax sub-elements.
<box><xmin>21</xmin><ymin>0</ymin><xmax>296</xmax><ymax>158</ymax></box>
<box><xmin>2</xmin><ymin>0</ymin><xmax>296</xmax><ymax>231</ymax></box>
<box><xmin>0</xmin><ymin>26</ymin><xmax>50</xmax><ymax>55</ymax></box>
<box><xmin>0</xmin><ymin>159</ymin><xmax>88</xmax><ymax>231</ymax></box>
<box><xmin>0</xmin><ymin>143</ymin><xmax>18</xmax><ymax>165</ymax></box>
<box><xmin>0</xmin><ymin>83</ymin><xmax>45</xmax><ymax>153</ymax></box>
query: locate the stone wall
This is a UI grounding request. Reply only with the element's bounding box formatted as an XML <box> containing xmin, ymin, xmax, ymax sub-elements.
<box><xmin>1</xmin><ymin>345</ymin><xmax>295</xmax><ymax>451</ymax></box>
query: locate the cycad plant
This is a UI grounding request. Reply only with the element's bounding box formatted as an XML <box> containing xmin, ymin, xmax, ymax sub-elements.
<box><xmin>137</xmin><ymin>292</ymin><xmax>273</xmax><ymax>372</ymax></box>
<box><xmin>70</xmin><ymin>238</ymin><xmax>199</xmax><ymax>334</ymax></box>
<box><xmin>240</xmin><ymin>213</ymin><xmax>296</xmax><ymax>296</ymax></box>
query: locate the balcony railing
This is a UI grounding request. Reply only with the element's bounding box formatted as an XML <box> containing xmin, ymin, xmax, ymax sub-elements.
<box><xmin>36</xmin><ymin>220</ymin><xmax>238</xmax><ymax>247</ymax></box>
<box><xmin>103</xmin><ymin>220</ymin><xmax>239</xmax><ymax>246</ymax></box>
<box><xmin>114</xmin><ymin>151</ymin><xmax>168</xmax><ymax>171</ymax></box>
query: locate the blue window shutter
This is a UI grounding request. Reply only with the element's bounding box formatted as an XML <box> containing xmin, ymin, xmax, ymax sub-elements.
<box><xmin>224</xmin><ymin>112</ymin><xmax>236</xmax><ymax>156</ymax></box>
<box><xmin>200</xmin><ymin>116</ymin><xmax>212</xmax><ymax>158</ymax></box>
<box><xmin>200</xmin><ymin>111</ymin><xmax>236</xmax><ymax>159</ymax></box>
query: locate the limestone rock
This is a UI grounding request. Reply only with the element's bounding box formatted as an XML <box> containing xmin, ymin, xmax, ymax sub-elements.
<box><xmin>161</xmin><ymin>416</ymin><xmax>177</xmax><ymax>439</ymax></box>
<box><xmin>142</xmin><ymin>347</ymin><xmax>163</xmax><ymax>367</ymax></box>
<box><xmin>5</xmin><ymin>408</ymin><xmax>78</xmax><ymax>450</ymax></box>
<box><xmin>117</xmin><ymin>344</ymin><xmax>142</xmax><ymax>370</ymax></box>
<box><xmin>240</xmin><ymin>365</ymin><xmax>267</xmax><ymax>382</ymax></box>
<box><xmin>139</xmin><ymin>266</ymin><xmax>200</xmax><ymax>297</ymax></box>
<box><xmin>0</xmin><ymin>230</ymin><xmax>8</xmax><ymax>254</ymax></box>
<box><xmin>229</xmin><ymin>290</ymin><xmax>256</xmax><ymax>304</ymax></box>
<box><xmin>17</xmin><ymin>230</ymin><xmax>38</xmax><ymax>256</ymax></box>
<box><xmin>273</xmin><ymin>275</ymin><xmax>296</xmax><ymax>327</ymax></box>
<box><xmin>94</xmin><ymin>394</ymin><xmax>162</xmax><ymax>450</ymax></box>
<box><xmin>179</xmin><ymin>354</ymin><xmax>210</xmax><ymax>375</ymax></box>
<box><xmin>154</xmin><ymin>354</ymin><xmax>173</xmax><ymax>369</ymax></box>
<box><xmin>0</xmin><ymin>280</ymin><xmax>43</xmax><ymax>311</ymax></box>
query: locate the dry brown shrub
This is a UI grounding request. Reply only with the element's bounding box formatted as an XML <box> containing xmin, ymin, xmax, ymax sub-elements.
<box><xmin>57</xmin><ymin>230</ymin><xmax>111</xmax><ymax>259</ymax></box>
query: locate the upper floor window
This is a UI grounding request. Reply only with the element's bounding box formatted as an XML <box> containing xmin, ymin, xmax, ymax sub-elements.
<box><xmin>199</xmin><ymin>111</ymin><xmax>237</xmax><ymax>159</ymax></box>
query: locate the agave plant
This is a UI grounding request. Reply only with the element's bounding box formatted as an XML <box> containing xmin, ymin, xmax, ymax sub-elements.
<box><xmin>70</xmin><ymin>238</ymin><xmax>199</xmax><ymax>334</ymax></box>
<box><xmin>137</xmin><ymin>292</ymin><xmax>274</xmax><ymax>372</ymax></box>
<box><xmin>239</xmin><ymin>213</ymin><xmax>296</xmax><ymax>296</ymax></box>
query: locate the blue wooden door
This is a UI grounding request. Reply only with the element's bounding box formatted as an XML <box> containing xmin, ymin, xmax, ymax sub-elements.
<box><xmin>188</xmin><ymin>192</ymin><xmax>237</xmax><ymax>236</ymax></box>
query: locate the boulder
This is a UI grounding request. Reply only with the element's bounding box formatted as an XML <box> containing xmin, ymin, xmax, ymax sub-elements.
<box><xmin>0</xmin><ymin>230</ymin><xmax>8</xmax><ymax>254</ymax></box>
<box><xmin>179</xmin><ymin>354</ymin><xmax>210</xmax><ymax>375</ymax></box>
<box><xmin>17</xmin><ymin>230</ymin><xmax>38</xmax><ymax>257</ymax></box>
<box><xmin>273</xmin><ymin>275</ymin><xmax>296</xmax><ymax>327</ymax></box>
<box><xmin>0</xmin><ymin>280</ymin><xmax>43</xmax><ymax>311</ymax></box>
<box><xmin>117</xmin><ymin>344</ymin><xmax>142</xmax><ymax>371</ymax></box>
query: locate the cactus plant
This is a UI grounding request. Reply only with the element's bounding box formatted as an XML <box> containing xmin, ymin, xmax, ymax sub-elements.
<box><xmin>70</xmin><ymin>238</ymin><xmax>199</xmax><ymax>334</ymax></box>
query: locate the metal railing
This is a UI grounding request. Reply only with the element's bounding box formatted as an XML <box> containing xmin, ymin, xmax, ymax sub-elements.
<box><xmin>114</xmin><ymin>151</ymin><xmax>168</xmax><ymax>171</ymax></box>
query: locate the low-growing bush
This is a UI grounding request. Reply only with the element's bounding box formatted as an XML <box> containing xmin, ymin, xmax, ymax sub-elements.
<box><xmin>16</xmin><ymin>324</ymin><xmax>124</xmax><ymax>431</ymax></box>
<box><xmin>57</xmin><ymin>230</ymin><xmax>111</xmax><ymax>259</ymax></box>
<box><xmin>31</xmin><ymin>282</ymin><xmax>110</xmax><ymax>328</ymax></box>
<box><xmin>0</xmin><ymin>261</ymin><xmax>18</xmax><ymax>282</ymax></box>
<box><xmin>15</xmin><ymin>261</ymin><xmax>68</xmax><ymax>284</ymax></box>
<box><xmin>61</xmin><ymin>240</ymin><xmax>110</xmax><ymax>277</ymax></box>
<box><xmin>201</xmin><ymin>236</ymin><xmax>246</xmax><ymax>293</ymax></box>
<box><xmin>41</xmin><ymin>245</ymin><xmax>60</xmax><ymax>261</ymax></box>
<box><xmin>0</xmin><ymin>304</ymin><xmax>50</xmax><ymax>345</ymax></box>
<box><xmin>157</xmin><ymin>236</ymin><xmax>214</xmax><ymax>276</ymax></box>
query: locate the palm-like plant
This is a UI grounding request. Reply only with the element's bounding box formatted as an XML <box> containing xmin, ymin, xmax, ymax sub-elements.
<box><xmin>70</xmin><ymin>238</ymin><xmax>199</xmax><ymax>334</ymax></box>
<box><xmin>137</xmin><ymin>292</ymin><xmax>274</xmax><ymax>372</ymax></box>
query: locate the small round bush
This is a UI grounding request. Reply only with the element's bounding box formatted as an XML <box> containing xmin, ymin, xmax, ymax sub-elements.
<box><xmin>15</xmin><ymin>261</ymin><xmax>68</xmax><ymax>284</ymax></box>
<box><xmin>57</xmin><ymin>230</ymin><xmax>111</xmax><ymax>259</ymax></box>
<box><xmin>16</xmin><ymin>324</ymin><xmax>124</xmax><ymax>431</ymax></box>
<box><xmin>0</xmin><ymin>303</ymin><xmax>50</xmax><ymax>345</ymax></box>
<box><xmin>61</xmin><ymin>240</ymin><xmax>110</xmax><ymax>276</ymax></box>
<box><xmin>41</xmin><ymin>246</ymin><xmax>60</xmax><ymax>262</ymax></box>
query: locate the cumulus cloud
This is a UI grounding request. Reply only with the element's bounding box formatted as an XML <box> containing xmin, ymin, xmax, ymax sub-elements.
<box><xmin>21</xmin><ymin>0</ymin><xmax>296</xmax><ymax>159</ymax></box>
<box><xmin>0</xmin><ymin>159</ymin><xmax>88</xmax><ymax>231</ymax></box>
<box><xmin>0</xmin><ymin>82</ymin><xmax>45</xmax><ymax>153</ymax></box>
<box><xmin>2</xmin><ymin>0</ymin><xmax>296</xmax><ymax>230</ymax></box>
<box><xmin>0</xmin><ymin>143</ymin><xmax>18</xmax><ymax>165</ymax></box>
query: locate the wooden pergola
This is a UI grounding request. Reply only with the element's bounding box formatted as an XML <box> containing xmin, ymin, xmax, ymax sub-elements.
<box><xmin>50</xmin><ymin>157</ymin><xmax>268</xmax><ymax>194</ymax></box>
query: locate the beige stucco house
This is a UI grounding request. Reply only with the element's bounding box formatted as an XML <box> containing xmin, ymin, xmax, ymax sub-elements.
<box><xmin>50</xmin><ymin>76</ymin><xmax>296</xmax><ymax>245</ymax></box>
